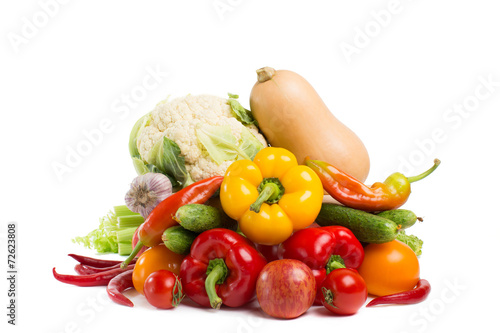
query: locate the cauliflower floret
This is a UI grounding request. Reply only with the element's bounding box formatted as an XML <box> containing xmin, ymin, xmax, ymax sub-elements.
<box><xmin>136</xmin><ymin>94</ymin><xmax>267</xmax><ymax>182</ymax></box>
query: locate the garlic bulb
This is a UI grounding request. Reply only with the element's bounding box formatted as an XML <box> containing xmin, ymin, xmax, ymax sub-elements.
<box><xmin>124</xmin><ymin>173</ymin><xmax>172</xmax><ymax>218</ymax></box>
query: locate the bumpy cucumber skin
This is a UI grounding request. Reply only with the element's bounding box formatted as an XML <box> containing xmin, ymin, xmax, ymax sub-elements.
<box><xmin>376</xmin><ymin>209</ymin><xmax>420</xmax><ymax>230</ymax></box>
<box><xmin>316</xmin><ymin>204</ymin><xmax>398</xmax><ymax>243</ymax></box>
<box><xmin>162</xmin><ymin>225</ymin><xmax>197</xmax><ymax>254</ymax></box>
<box><xmin>175</xmin><ymin>203</ymin><xmax>236</xmax><ymax>233</ymax></box>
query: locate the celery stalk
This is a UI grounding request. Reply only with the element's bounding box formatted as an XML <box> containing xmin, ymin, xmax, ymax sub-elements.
<box><xmin>118</xmin><ymin>243</ymin><xmax>133</xmax><ymax>256</ymax></box>
<box><xmin>117</xmin><ymin>215</ymin><xmax>144</xmax><ymax>228</ymax></box>
<box><xmin>73</xmin><ymin>205</ymin><xmax>142</xmax><ymax>255</ymax></box>
<box><xmin>114</xmin><ymin>205</ymin><xmax>140</xmax><ymax>217</ymax></box>
<box><xmin>116</xmin><ymin>227</ymin><xmax>137</xmax><ymax>244</ymax></box>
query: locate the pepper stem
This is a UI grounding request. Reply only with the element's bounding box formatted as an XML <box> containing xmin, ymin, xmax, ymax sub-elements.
<box><xmin>250</xmin><ymin>178</ymin><xmax>285</xmax><ymax>213</ymax></box>
<box><xmin>120</xmin><ymin>241</ymin><xmax>143</xmax><ymax>269</ymax></box>
<box><xmin>325</xmin><ymin>255</ymin><xmax>346</xmax><ymax>275</ymax></box>
<box><xmin>205</xmin><ymin>258</ymin><xmax>229</xmax><ymax>309</ymax></box>
<box><xmin>407</xmin><ymin>159</ymin><xmax>441</xmax><ymax>183</ymax></box>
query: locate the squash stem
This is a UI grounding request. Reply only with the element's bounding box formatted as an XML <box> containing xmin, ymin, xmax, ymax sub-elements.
<box><xmin>256</xmin><ymin>67</ymin><xmax>276</xmax><ymax>83</ymax></box>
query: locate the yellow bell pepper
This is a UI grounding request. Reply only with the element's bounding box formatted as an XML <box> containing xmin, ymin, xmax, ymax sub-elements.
<box><xmin>220</xmin><ymin>147</ymin><xmax>324</xmax><ymax>245</ymax></box>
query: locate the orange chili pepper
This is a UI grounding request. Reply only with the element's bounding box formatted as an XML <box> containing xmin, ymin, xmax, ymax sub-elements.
<box><xmin>305</xmin><ymin>158</ymin><xmax>440</xmax><ymax>212</ymax></box>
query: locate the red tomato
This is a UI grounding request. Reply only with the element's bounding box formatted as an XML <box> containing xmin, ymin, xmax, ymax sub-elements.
<box><xmin>256</xmin><ymin>259</ymin><xmax>316</xmax><ymax>319</ymax></box>
<box><xmin>143</xmin><ymin>270</ymin><xmax>184</xmax><ymax>309</ymax></box>
<box><xmin>320</xmin><ymin>268</ymin><xmax>367</xmax><ymax>315</ymax></box>
<box><xmin>132</xmin><ymin>244</ymin><xmax>185</xmax><ymax>295</ymax></box>
<box><xmin>358</xmin><ymin>240</ymin><xmax>419</xmax><ymax>296</ymax></box>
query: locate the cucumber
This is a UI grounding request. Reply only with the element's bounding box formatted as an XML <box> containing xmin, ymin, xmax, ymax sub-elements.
<box><xmin>376</xmin><ymin>209</ymin><xmax>422</xmax><ymax>230</ymax></box>
<box><xmin>316</xmin><ymin>204</ymin><xmax>399</xmax><ymax>243</ymax></box>
<box><xmin>162</xmin><ymin>225</ymin><xmax>197</xmax><ymax>254</ymax></box>
<box><xmin>174</xmin><ymin>203</ymin><xmax>237</xmax><ymax>233</ymax></box>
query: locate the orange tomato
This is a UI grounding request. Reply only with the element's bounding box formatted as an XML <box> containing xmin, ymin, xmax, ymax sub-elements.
<box><xmin>132</xmin><ymin>244</ymin><xmax>185</xmax><ymax>295</ymax></box>
<box><xmin>357</xmin><ymin>240</ymin><xmax>419</xmax><ymax>296</ymax></box>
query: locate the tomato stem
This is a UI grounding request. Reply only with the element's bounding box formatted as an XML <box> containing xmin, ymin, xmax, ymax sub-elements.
<box><xmin>171</xmin><ymin>275</ymin><xmax>185</xmax><ymax>307</ymax></box>
<box><xmin>321</xmin><ymin>287</ymin><xmax>338</xmax><ymax>308</ymax></box>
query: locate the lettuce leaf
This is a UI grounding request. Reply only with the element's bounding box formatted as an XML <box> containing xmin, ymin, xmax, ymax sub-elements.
<box><xmin>148</xmin><ymin>137</ymin><xmax>193</xmax><ymax>188</ymax></box>
<box><xmin>72</xmin><ymin>211</ymin><xmax>119</xmax><ymax>254</ymax></box>
<box><xmin>227</xmin><ymin>93</ymin><xmax>258</xmax><ymax>126</ymax></box>
<box><xmin>396</xmin><ymin>230</ymin><xmax>423</xmax><ymax>256</ymax></box>
<box><xmin>196</xmin><ymin>124</ymin><xmax>264</xmax><ymax>165</ymax></box>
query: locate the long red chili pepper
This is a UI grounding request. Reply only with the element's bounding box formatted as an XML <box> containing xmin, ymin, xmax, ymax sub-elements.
<box><xmin>53</xmin><ymin>265</ymin><xmax>134</xmax><ymax>287</ymax></box>
<box><xmin>306</xmin><ymin>158</ymin><xmax>440</xmax><ymax>212</ymax></box>
<box><xmin>74</xmin><ymin>263</ymin><xmax>125</xmax><ymax>275</ymax></box>
<box><xmin>68</xmin><ymin>254</ymin><xmax>137</xmax><ymax>268</ymax></box>
<box><xmin>106</xmin><ymin>270</ymin><xmax>135</xmax><ymax>307</ymax></box>
<box><xmin>121</xmin><ymin>176</ymin><xmax>224</xmax><ymax>268</ymax></box>
<box><xmin>366</xmin><ymin>279</ymin><xmax>431</xmax><ymax>307</ymax></box>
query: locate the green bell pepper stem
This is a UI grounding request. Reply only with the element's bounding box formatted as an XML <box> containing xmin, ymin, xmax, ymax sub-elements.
<box><xmin>250</xmin><ymin>178</ymin><xmax>285</xmax><ymax>213</ymax></box>
<box><xmin>205</xmin><ymin>259</ymin><xmax>229</xmax><ymax>309</ymax></box>
<box><xmin>325</xmin><ymin>255</ymin><xmax>346</xmax><ymax>275</ymax></box>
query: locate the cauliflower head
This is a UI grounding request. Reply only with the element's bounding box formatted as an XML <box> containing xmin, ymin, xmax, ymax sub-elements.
<box><xmin>134</xmin><ymin>94</ymin><xmax>267</xmax><ymax>184</ymax></box>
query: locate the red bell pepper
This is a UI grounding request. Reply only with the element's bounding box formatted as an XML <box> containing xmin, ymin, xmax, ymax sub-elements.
<box><xmin>179</xmin><ymin>228</ymin><xmax>267</xmax><ymax>309</ymax></box>
<box><xmin>280</xmin><ymin>226</ymin><xmax>364</xmax><ymax>304</ymax></box>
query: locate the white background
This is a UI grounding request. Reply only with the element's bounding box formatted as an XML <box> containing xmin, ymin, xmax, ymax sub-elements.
<box><xmin>1</xmin><ymin>1</ymin><xmax>499</xmax><ymax>332</ymax></box>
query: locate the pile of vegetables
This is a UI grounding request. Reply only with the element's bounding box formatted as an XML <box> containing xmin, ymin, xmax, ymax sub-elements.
<box><xmin>55</xmin><ymin>66</ymin><xmax>439</xmax><ymax>319</ymax></box>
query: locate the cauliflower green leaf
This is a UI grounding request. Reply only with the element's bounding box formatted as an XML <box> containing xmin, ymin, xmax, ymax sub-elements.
<box><xmin>148</xmin><ymin>137</ymin><xmax>194</xmax><ymax>188</ymax></box>
<box><xmin>196</xmin><ymin>124</ymin><xmax>264</xmax><ymax>165</ymax></box>
<box><xmin>227</xmin><ymin>93</ymin><xmax>258</xmax><ymax>126</ymax></box>
<box><xmin>129</xmin><ymin>112</ymin><xmax>150</xmax><ymax>158</ymax></box>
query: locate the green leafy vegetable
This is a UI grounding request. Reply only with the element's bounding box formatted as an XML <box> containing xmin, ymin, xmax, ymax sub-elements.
<box><xmin>72</xmin><ymin>206</ymin><xmax>144</xmax><ymax>255</ymax></box>
<box><xmin>227</xmin><ymin>93</ymin><xmax>258</xmax><ymax>126</ymax></box>
<box><xmin>131</xmin><ymin>156</ymin><xmax>171</xmax><ymax>182</ymax></box>
<box><xmin>196</xmin><ymin>124</ymin><xmax>264</xmax><ymax>165</ymax></box>
<box><xmin>148</xmin><ymin>137</ymin><xmax>194</xmax><ymax>188</ymax></box>
<box><xmin>72</xmin><ymin>211</ymin><xmax>119</xmax><ymax>254</ymax></box>
<box><xmin>396</xmin><ymin>230</ymin><xmax>423</xmax><ymax>256</ymax></box>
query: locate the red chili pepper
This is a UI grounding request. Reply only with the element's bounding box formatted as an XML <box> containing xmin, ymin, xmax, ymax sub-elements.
<box><xmin>106</xmin><ymin>270</ymin><xmax>135</xmax><ymax>307</ymax></box>
<box><xmin>121</xmin><ymin>176</ymin><xmax>223</xmax><ymax>268</ymax></box>
<box><xmin>68</xmin><ymin>254</ymin><xmax>137</xmax><ymax>268</ymax></box>
<box><xmin>74</xmin><ymin>263</ymin><xmax>124</xmax><ymax>275</ymax></box>
<box><xmin>305</xmin><ymin>158</ymin><xmax>440</xmax><ymax>212</ymax></box>
<box><xmin>366</xmin><ymin>279</ymin><xmax>431</xmax><ymax>307</ymax></box>
<box><xmin>280</xmin><ymin>226</ymin><xmax>364</xmax><ymax>305</ymax></box>
<box><xmin>179</xmin><ymin>228</ymin><xmax>267</xmax><ymax>309</ymax></box>
<box><xmin>53</xmin><ymin>265</ymin><xmax>134</xmax><ymax>287</ymax></box>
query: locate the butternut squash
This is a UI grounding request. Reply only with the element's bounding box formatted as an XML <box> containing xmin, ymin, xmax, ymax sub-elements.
<box><xmin>249</xmin><ymin>67</ymin><xmax>370</xmax><ymax>181</ymax></box>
